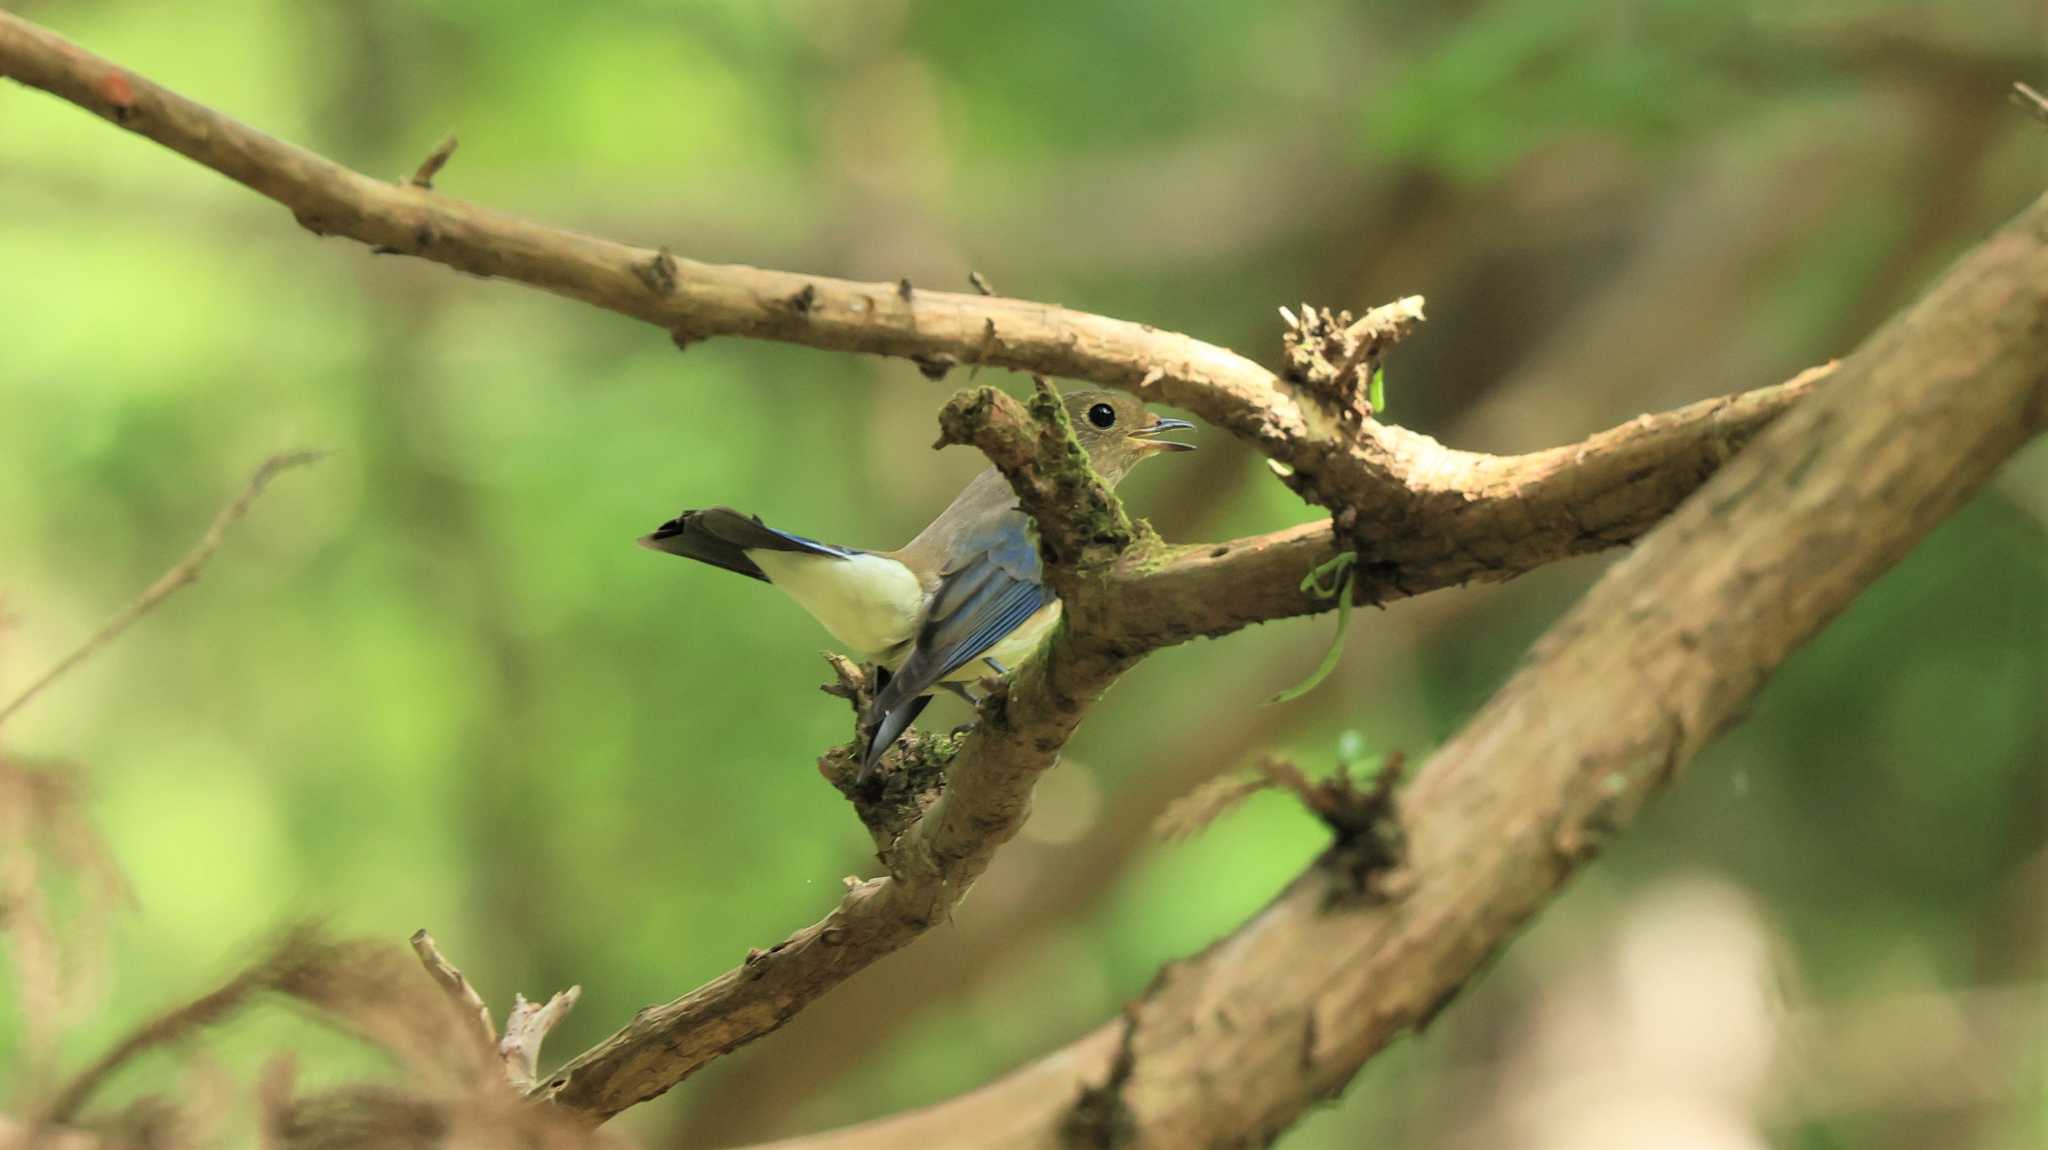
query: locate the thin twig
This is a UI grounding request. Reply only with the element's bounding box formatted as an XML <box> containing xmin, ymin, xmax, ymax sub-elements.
<box><xmin>0</xmin><ymin>761</ymin><xmax>130</xmax><ymax>1090</ymax></box>
<box><xmin>409</xmin><ymin>930</ymin><xmax>498</xmax><ymax>1047</ymax></box>
<box><xmin>2010</xmin><ymin>81</ymin><xmax>2048</xmax><ymax>126</ymax></box>
<box><xmin>408</xmin><ymin>132</ymin><xmax>458</xmax><ymax>188</ymax></box>
<box><xmin>0</xmin><ymin>774</ymin><xmax>63</xmax><ymax>1072</ymax></box>
<box><xmin>0</xmin><ymin>451</ymin><xmax>323</xmax><ymax>728</ymax></box>
<box><xmin>42</xmin><ymin>966</ymin><xmax>267</xmax><ymax>1123</ymax></box>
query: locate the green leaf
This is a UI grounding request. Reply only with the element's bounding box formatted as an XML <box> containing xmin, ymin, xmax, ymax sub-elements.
<box><xmin>1369</xmin><ymin>366</ymin><xmax>1387</xmax><ymax>416</ymax></box>
<box><xmin>1266</xmin><ymin>552</ymin><xmax>1359</xmax><ymax>705</ymax></box>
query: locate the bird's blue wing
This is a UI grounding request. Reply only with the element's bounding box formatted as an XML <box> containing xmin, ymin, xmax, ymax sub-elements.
<box><xmin>861</xmin><ymin>510</ymin><xmax>1051</xmax><ymax>776</ymax></box>
<box><xmin>909</xmin><ymin>508</ymin><xmax>1050</xmax><ymax>687</ymax></box>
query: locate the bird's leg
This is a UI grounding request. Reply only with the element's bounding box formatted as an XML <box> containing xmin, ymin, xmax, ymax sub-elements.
<box><xmin>982</xmin><ymin>656</ymin><xmax>1010</xmax><ymax>676</ymax></box>
<box><xmin>942</xmin><ymin>682</ymin><xmax>983</xmax><ymax>738</ymax></box>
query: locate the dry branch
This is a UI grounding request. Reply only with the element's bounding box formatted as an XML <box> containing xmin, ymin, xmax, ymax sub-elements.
<box><xmin>2011</xmin><ymin>81</ymin><xmax>2048</xmax><ymax>126</ymax></box>
<box><xmin>0</xmin><ymin>11</ymin><xmax>1767</xmax><ymax>542</ymax></box>
<box><xmin>1107</xmin><ymin>364</ymin><xmax>1832</xmax><ymax>648</ymax></box>
<box><xmin>41</xmin><ymin>931</ymin><xmax>331</xmax><ymax>1125</ymax></box>
<box><xmin>0</xmin><ymin>11</ymin><xmax>1825</xmax><ymax>639</ymax></box>
<box><xmin>0</xmin><ymin>451</ymin><xmax>321</xmax><ymax>728</ymax></box>
<box><xmin>408</xmin><ymin>931</ymin><xmax>582</xmax><ymax>1094</ymax></box>
<box><xmin>500</xmin><ymin>989</ymin><xmax>583</xmax><ymax>1094</ymax></box>
<box><xmin>406</xmin><ymin>133</ymin><xmax>458</xmax><ymax>189</ymax></box>
<box><xmin>0</xmin><ymin>11</ymin><xmax>1302</xmax><ymax>455</ymax></box>
<box><xmin>535</xmin><ymin>604</ymin><xmax>1144</xmax><ymax>1119</ymax></box>
<box><xmin>409</xmin><ymin>931</ymin><xmax>498</xmax><ymax>1048</ymax></box>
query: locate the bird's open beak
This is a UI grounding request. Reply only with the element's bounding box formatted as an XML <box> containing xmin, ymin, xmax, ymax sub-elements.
<box><xmin>1131</xmin><ymin>417</ymin><xmax>1197</xmax><ymax>452</ymax></box>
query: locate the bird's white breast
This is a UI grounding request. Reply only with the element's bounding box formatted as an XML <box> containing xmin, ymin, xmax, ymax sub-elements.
<box><xmin>747</xmin><ymin>550</ymin><xmax>925</xmax><ymax>662</ymax></box>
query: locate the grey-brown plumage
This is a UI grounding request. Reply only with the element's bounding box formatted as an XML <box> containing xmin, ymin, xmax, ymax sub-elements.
<box><xmin>641</xmin><ymin>389</ymin><xmax>1194</xmax><ymax>780</ymax></box>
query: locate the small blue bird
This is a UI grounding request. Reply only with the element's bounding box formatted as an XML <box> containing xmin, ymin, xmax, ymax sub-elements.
<box><xmin>640</xmin><ymin>389</ymin><xmax>1195</xmax><ymax>779</ymax></box>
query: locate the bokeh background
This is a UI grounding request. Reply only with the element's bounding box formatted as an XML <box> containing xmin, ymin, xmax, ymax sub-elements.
<box><xmin>3</xmin><ymin>1</ymin><xmax>2044</xmax><ymax>1146</ymax></box>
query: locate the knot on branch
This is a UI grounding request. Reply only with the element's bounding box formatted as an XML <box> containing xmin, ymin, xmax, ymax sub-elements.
<box><xmin>1061</xmin><ymin>1008</ymin><xmax>1138</xmax><ymax>1150</ymax></box>
<box><xmin>817</xmin><ymin>653</ymin><xmax>957</xmax><ymax>852</ymax></box>
<box><xmin>1158</xmin><ymin>754</ymin><xmax>1411</xmax><ymax>905</ymax></box>
<box><xmin>935</xmin><ymin>379</ymin><xmax>1135</xmax><ymax>572</ymax></box>
<box><xmin>1280</xmin><ymin>296</ymin><xmax>1425</xmax><ymax>426</ymax></box>
<box><xmin>935</xmin><ymin>383</ymin><xmax>1040</xmax><ymax>475</ymax></box>
<box><xmin>1310</xmin><ymin>753</ymin><xmax>1411</xmax><ymax>906</ymax></box>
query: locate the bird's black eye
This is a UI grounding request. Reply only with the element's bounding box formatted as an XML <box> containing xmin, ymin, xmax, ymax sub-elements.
<box><xmin>1087</xmin><ymin>402</ymin><xmax>1116</xmax><ymax>429</ymax></box>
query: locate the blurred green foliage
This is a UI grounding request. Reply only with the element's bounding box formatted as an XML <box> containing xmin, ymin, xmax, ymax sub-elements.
<box><xmin>1</xmin><ymin>0</ymin><xmax>2041</xmax><ymax>1146</ymax></box>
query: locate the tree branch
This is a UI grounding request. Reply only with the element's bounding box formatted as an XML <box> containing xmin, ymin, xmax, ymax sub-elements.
<box><xmin>730</xmin><ymin>193</ymin><xmax>2048</xmax><ymax>1150</ymax></box>
<box><xmin>405</xmin><ymin>928</ymin><xmax>583</xmax><ymax>1094</ymax></box>
<box><xmin>536</xmin><ymin>577</ymin><xmax>1145</xmax><ymax>1120</ymax></box>
<box><xmin>0</xmin><ymin>9</ymin><xmax>1822</xmax><ymax>642</ymax></box>
<box><xmin>407</xmin><ymin>930</ymin><xmax>496</xmax><ymax>1048</ymax></box>
<box><xmin>1107</xmin><ymin>364</ymin><xmax>1832</xmax><ymax>647</ymax></box>
<box><xmin>0</xmin><ymin>12</ymin><xmax>1299</xmax><ymax>454</ymax></box>
<box><xmin>2010</xmin><ymin>81</ymin><xmax>2048</xmax><ymax>127</ymax></box>
<box><xmin>933</xmin><ymin>380</ymin><xmax>1138</xmax><ymax>575</ymax></box>
<box><xmin>0</xmin><ymin>10</ymin><xmax>1479</xmax><ymax>523</ymax></box>
<box><xmin>499</xmin><ymin>990</ymin><xmax>583</xmax><ymax>1094</ymax></box>
<box><xmin>0</xmin><ymin>451</ymin><xmax>322</xmax><ymax>728</ymax></box>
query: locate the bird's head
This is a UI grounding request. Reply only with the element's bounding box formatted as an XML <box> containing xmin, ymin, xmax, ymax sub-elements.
<box><xmin>1064</xmin><ymin>389</ymin><xmax>1196</xmax><ymax>485</ymax></box>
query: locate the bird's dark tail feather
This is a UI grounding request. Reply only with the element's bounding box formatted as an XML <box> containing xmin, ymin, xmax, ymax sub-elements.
<box><xmin>638</xmin><ymin>506</ymin><xmax>856</xmax><ymax>582</ymax></box>
<box><xmin>643</xmin><ymin>506</ymin><xmax>916</xmax><ymax>777</ymax></box>
<box><xmin>857</xmin><ymin>692</ymin><xmax>933</xmax><ymax>783</ymax></box>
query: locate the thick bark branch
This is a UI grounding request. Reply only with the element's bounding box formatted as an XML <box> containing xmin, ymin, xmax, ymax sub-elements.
<box><xmin>531</xmin><ymin>618</ymin><xmax>1136</xmax><ymax>1119</ymax></box>
<box><xmin>1109</xmin><ymin>365</ymin><xmax>1831</xmax><ymax>647</ymax></box>
<box><xmin>0</xmin><ymin>12</ymin><xmax>1301</xmax><ymax>456</ymax></box>
<box><xmin>731</xmin><ymin>195</ymin><xmax>2048</xmax><ymax>1149</ymax></box>
<box><xmin>0</xmin><ymin>10</ymin><xmax>1826</xmax><ymax>638</ymax></box>
<box><xmin>0</xmin><ymin>10</ymin><xmax>1561</xmax><ymax>526</ymax></box>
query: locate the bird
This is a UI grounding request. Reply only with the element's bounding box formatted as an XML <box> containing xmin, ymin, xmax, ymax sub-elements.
<box><xmin>639</xmin><ymin>388</ymin><xmax>1195</xmax><ymax>781</ymax></box>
